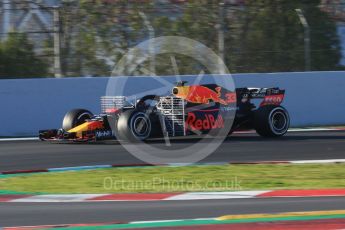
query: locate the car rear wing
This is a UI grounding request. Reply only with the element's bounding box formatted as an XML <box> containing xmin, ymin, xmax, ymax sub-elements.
<box><xmin>236</xmin><ymin>87</ymin><xmax>285</xmax><ymax>106</ymax></box>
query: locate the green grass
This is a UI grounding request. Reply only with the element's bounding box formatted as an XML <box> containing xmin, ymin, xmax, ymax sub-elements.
<box><xmin>0</xmin><ymin>164</ymin><xmax>344</xmax><ymax>194</ymax></box>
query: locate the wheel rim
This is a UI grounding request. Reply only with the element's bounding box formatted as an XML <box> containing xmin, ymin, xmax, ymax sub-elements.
<box><xmin>134</xmin><ymin>117</ymin><xmax>149</xmax><ymax>135</ymax></box>
<box><xmin>130</xmin><ymin>113</ymin><xmax>151</xmax><ymax>139</ymax></box>
<box><xmin>269</xmin><ymin>108</ymin><xmax>289</xmax><ymax>135</ymax></box>
<box><xmin>76</xmin><ymin>112</ymin><xmax>92</xmax><ymax>126</ymax></box>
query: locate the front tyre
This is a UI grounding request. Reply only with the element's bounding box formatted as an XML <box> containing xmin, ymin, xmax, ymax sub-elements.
<box><xmin>62</xmin><ymin>109</ymin><xmax>93</xmax><ymax>131</ymax></box>
<box><xmin>254</xmin><ymin>105</ymin><xmax>289</xmax><ymax>137</ymax></box>
<box><xmin>116</xmin><ymin>109</ymin><xmax>152</xmax><ymax>142</ymax></box>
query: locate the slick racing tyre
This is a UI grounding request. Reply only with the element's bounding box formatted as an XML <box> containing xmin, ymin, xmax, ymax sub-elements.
<box><xmin>254</xmin><ymin>105</ymin><xmax>289</xmax><ymax>137</ymax></box>
<box><xmin>116</xmin><ymin>109</ymin><xmax>152</xmax><ymax>142</ymax></box>
<box><xmin>62</xmin><ymin>109</ymin><xmax>93</xmax><ymax>131</ymax></box>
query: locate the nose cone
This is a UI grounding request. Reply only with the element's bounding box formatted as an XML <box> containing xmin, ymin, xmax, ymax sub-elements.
<box><xmin>172</xmin><ymin>87</ymin><xmax>179</xmax><ymax>95</ymax></box>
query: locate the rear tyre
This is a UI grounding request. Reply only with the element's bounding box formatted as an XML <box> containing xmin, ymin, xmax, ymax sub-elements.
<box><xmin>116</xmin><ymin>109</ymin><xmax>152</xmax><ymax>142</ymax></box>
<box><xmin>254</xmin><ymin>105</ymin><xmax>289</xmax><ymax>137</ymax></box>
<box><xmin>62</xmin><ymin>109</ymin><xmax>93</xmax><ymax>131</ymax></box>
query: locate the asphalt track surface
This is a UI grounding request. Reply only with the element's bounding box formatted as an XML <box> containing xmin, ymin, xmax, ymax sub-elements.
<box><xmin>1</xmin><ymin>197</ymin><xmax>345</xmax><ymax>227</ymax></box>
<box><xmin>1</xmin><ymin>131</ymin><xmax>345</xmax><ymax>171</ymax></box>
<box><xmin>1</xmin><ymin>131</ymin><xmax>345</xmax><ymax>227</ymax></box>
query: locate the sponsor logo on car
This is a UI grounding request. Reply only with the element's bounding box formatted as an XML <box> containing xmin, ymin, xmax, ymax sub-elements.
<box><xmin>221</xmin><ymin>106</ymin><xmax>239</xmax><ymax>112</ymax></box>
<box><xmin>260</xmin><ymin>94</ymin><xmax>284</xmax><ymax>106</ymax></box>
<box><xmin>173</xmin><ymin>85</ymin><xmax>236</xmax><ymax>105</ymax></box>
<box><xmin>185</xmin><ymin>112</ymin><xmax>224</xmax><ymax>131</ymax></box>
<box><xmin>95</xmin><ymin>130</ymin><xmax>114</xmax><ymax>138</ymax></box>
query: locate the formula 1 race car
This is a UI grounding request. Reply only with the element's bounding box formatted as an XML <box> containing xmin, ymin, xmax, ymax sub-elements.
<box><xmin>39</xmin><ymin>82</ymin><xmax>290</xmax><ymax>142</ymax></box>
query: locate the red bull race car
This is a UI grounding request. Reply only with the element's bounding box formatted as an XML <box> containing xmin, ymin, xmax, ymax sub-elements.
<box><xmin>39</xmin><ymin>81</ymin><xmax>290</xmax><ymax>142</ymax></box>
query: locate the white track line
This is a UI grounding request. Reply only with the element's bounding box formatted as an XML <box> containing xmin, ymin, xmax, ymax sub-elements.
<box><xmin>291</xmin><ymin>159</ymin><xmax>345</xmax><ymax>164</ymax></box>
<box><xmin>235</xmin><ymin>127</ymin><xmax>345</xmax><ymax>134</ymax></box>
<box><xmin>10</xmin><ymin>194</ymin><xmax>102</xmax><ymax>203</ymax></box>
<box><xmin>289</xmin><ymin>128</ymin><xmax>344</xmax><ymax>132</ymax></box>
<box><xmin>165</xmin><ymin>191</ymin><xmax>270</xmax><ymax>200</ymax></box>
<box><xmin>0</xmin><ymin>137</ymin><xmax>38</xmax><ymax>142</ymax></box>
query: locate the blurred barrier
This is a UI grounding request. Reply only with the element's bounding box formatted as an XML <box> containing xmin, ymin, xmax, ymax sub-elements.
<box><xmin>0</xmin><ymin>71</ymin><xmax>344</xmax><ymax>136</ymax></box>
<box><xmin>0</xmin><ymin>77</ymin><xmax>108</xmax><ymax>137</ymax></box>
